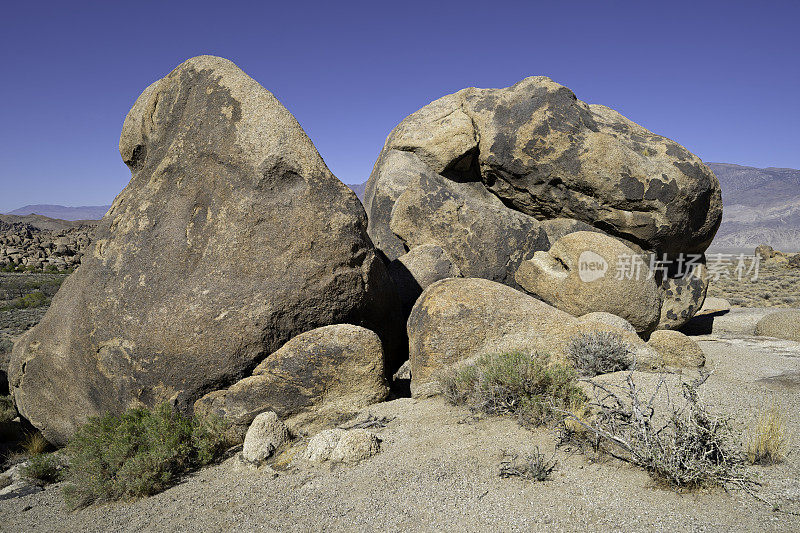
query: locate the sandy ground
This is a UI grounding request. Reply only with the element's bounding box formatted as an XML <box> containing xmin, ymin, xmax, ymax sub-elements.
<box><xmin>2</xmin><ymin>308</ymin><xmax>800</xmax><ymax>532</ymax></box>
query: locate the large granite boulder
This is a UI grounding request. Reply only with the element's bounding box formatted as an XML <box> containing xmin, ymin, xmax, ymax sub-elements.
<box><xmin>366</xmin><ymin>76</ymin><xmax>722</xmax><ymax>267</ymax></box>
<box><xmin>9</xmin><ymin>56</ymin><xmax>402</xmax><ymax>445</ymax></box>
<box><xmin>387</xmin><ymin>244</ymin><xmax>461</xmax><ymax>315</ymax></box>
<box><xmin>195</xmin><ymin>324</ymin><xmax>388</xmax><ymax>441</ymax></box>
<box><xmin>656</xmin><ymin>255</ymin><xmax>709</xmax><ymax>330</ymax></box>
<box><xmin>407</xmin><ymin>277</ymin><xmax>657</xmax><ymax>395</ymax></box>
<box><xmin>515</xmin><ymin>232</ymin><xmax>662</xmax><ymax>334</ymax></box>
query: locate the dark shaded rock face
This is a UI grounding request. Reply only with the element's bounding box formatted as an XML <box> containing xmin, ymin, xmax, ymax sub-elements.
<box><xmin>365</xmin><ymin>76</ymin><xmax>721</xmax><ymax>327</ymax></box>
<box><xmin>9</xmin><ymin>56</ymin><xmax>402</xmax><ymax>445</ymax></box>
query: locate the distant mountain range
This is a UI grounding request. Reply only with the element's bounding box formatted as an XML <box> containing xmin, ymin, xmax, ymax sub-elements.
<box><xmin>7</xmin><ymin>167</ymin><xmax>799</xmax><ymax>252</ymax></box>
<box><xmin>706</xmin><ymin>163</ymin><xmax>800</xmax><ymax>252</ymax></box>
<box><xmin>6</xmin><ymin>204</ymin><xmax>111</xmax><ymax>221</ymax></box>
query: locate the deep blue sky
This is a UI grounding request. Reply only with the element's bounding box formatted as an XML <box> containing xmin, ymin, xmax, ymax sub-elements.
<box><xmin>1</xmin><ymin>0</ymin><xmax>798</xmax><ymax>213</ymax></box>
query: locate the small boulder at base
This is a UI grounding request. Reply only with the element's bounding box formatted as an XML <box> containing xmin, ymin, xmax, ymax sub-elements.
<box><xmin>195</xmin><ymin>325</ymin><xmax>389</xmax><ymax>441</ymax></box>
<box><xmin>515</xmin><ymin>232</ymin><xmax>662</xmax><ymax>334</ymax></box>
<box><xmin>304</xmin><ymin>428</ymin><xmax>380</xmax><ymax>464</ymax></box>
<box><xmin>242</xmin><ymin>411</ymin><xmax>290</xmax><ymax>464</ymax></box>
<box><xmin>407</xmin><ymin>277</ymin><xmax>655</xmax><ymax>395</ymax></box>
<box><xmin>8</xmin><ymin>56</ymin><xmax>402</xmax><ymax>445</ymax></box>
<box><xmin>755</xmin><ymin>245</ymin><xmax>776</xmax><ymax>262</ymax></box>
<box><xmin>643</xmin><ymin>330</ymin><xmax>706</xmax><ymax>370</ymax></box>
<box><xmin>755</xmin><ymin>311</ymin><xmax>800</xmax><ymax>342</ymax></box>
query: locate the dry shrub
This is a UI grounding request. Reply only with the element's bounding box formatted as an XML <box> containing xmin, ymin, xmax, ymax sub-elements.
<box><xmin>499</xmin><ymin>447</ymin><xmax>556</xmax><ymax>481</ymax></box>
<box><xmin>440</xmin><ymin>351</ymin><xmax>586</xmax><ymax>427</ymax></box>
<box><xmin>746</xmin><ymin>401</ymin><xmax>789</xmax><ymax>465</ymax></box>
<box><xmin>22</xmin><ymin>431</ymin><xmax>49</xmax><ymax>456</ymax></box>
<box><xmin>561</xmin><ymin>373</ymin><xmax>746</xmax><ymax>490</ymax></box>
<box><xmin>567</xmin><ymin>331</ymin><xmax>633</xmax><ymax>376</ymax></box>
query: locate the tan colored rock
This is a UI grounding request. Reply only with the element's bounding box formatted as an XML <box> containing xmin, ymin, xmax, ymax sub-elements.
<box><xmin>408</xmin><ymin>277</ymin><xmax>656</xmax><ymax>395</ymax></box>
<box><xmin>9</xmin><ymin>56</ymin><xmax>401</xmax><ymax>445</ymax></box>
<box><xmin>755</xmin><ymin>311</ymin><xmax>800</xmax><ymax>342</ymax></box>
<box><xmin>366</xmin><ymin>77</ymin><xmax>722</xmax><ymax>261</ymax></box>
<box><xmin>579</xmin><ymin>312</ymin><xmax>637</xmax><ymax>334</ymax></box>
<box><xmin>643</xmin><ymin>330</ymin><xmax>706</xmax><ymax>370</ymax></box>
<box><xmin>515</xmin><ymin>232</ymin><xmax>662</xmax><ymax>334</ymax></box>
<box><xmin>387</xmin><ymin>244</ymin><xmax>461</xmax><ymax>315</ymax></box>
<box><xmin>195</xmin><ymin>325</ymin><xmax>388</xmax><ymax>441</ymax></box>
<box><xmin>242</xmin><ymin>411</ymin><xmax>290</xmax><ymax>464</ymax></box>
<box><xmin>304</xmin><ymin>428</ymin><xmax>380</xmax><ymax>464</ymax></box>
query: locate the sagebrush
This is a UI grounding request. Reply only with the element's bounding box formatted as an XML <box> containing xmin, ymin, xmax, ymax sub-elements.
<box><xmin>440</xmin><ymin>351</ymin><xmax>586</xmax><ymax>426</ymax></box>
<box><xmin>567</xmin><ymin>331</ymin><xmax>632</xmax><ymax>376</ymax></box>
<box><xmin>24</xmin><ymin>453</ymin><xmax>64</xmax><ymax>484</ymax></box>
<box><xmin>62</xmin><ymin>403</ymin><xmax>229</xmax><ymax>508</ymax></box>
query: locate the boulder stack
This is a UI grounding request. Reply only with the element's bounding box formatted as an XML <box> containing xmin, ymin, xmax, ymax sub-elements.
<box><xmin>365</xmin><ymin>77</ymin><xmax>722</xmax><ymax>329</ymax></box>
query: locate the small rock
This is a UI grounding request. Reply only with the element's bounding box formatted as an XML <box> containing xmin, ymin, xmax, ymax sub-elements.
<box><xmin>242</xmin><ymin>411</ymin><xmax>289</xmax><ymax>464</ymax></box>
<box><xmin>644</xmin><ymin>330</ymin><xmax>705</xmax><ymax>370</ymax></box>
<box><xmin>579</xmin><ymin>312</ymin><xmax>637</xmax><ymax>334</ymax></box>
<box><xmin>305</xmin><ymin>428</ymin><xmax>380</xmax><ymax>464</ymax></box>
<box><xmin>305</xmin><ymin>429</ymin><xmax>347</xmax><ymax>463</ymax></box>
<box><xmin>329</xmin><ymin>429</ymin><xmax>380</xmax><ymax>464</ymax></box>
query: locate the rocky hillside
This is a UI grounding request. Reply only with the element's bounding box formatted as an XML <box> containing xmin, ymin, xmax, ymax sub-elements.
<box><xmin>707</xmin><ymin>163</ymin><xmax>800</xmax><ymax>251</ymax></box>
<box><xmin>0</xmin><ymin>215</ymin><xmax>96</xmax><ymax>271</ymax></box>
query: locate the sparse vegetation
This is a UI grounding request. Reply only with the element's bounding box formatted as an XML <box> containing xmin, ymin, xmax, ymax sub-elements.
<box><xmin>2</xmin><ymin>290</ymin><xmax>49</xmax><ymax>311</ymax></box>
<box><xmin>562</xmin><ymin>373</ymin><xmax>746</xmax><ymax>490</ymax></box>
<box><xmin>22</xmin><ymin>431</ymin><xmax>49</xmax><ymax>456</ymax></box>
<box><xmin>567</xmin><ymin>331</ymin><xmax>633</xmax><ymax>376</ymax></box>
<box><xmin>24</xmin><ymin>453</ymin><xmax>64</xmax><ymax>484</ymax></box>
<box><xmin>0</xmin><ymin>395</ymin><xmax>16</xmax><ymax>425</ymax></box>
<box><xmin>499</xmin><ymin>448</ymin><xmax>557</xmax><ymax>481</ymax></box>
<box><xmin>62</xmin><ymin>403</ymin><xmax>229</xmax><ymax>509</ymax></box>
<box><xmin>440</xmin><ymin>351</ymin><xmax>586</xmax><ymax>427</ymax></box>
<box><xmin>746</xmin><ymin>401</ymin><xmax>789</xmax><ymax>465</ymax></box>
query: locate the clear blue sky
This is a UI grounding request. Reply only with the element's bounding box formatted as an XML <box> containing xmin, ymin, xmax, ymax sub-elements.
<box><xmin>1</xmin><ymin>0</ymin><xmax>798</xmax><ymax>213</ymax></box>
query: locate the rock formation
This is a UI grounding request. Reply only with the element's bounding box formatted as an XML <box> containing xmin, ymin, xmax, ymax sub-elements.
<box><xmin>407</xmin><ymin>277</ymin><xmax>657</xmax><ymax>396</ymax></box>
<box><xmin>9</xmin><ymin>56</ymin><xmax>401</xmax><ymax>445</ymax></box>
<box><xmin>365</xmin><ymin>77</ymin><xmax>721</xmax><ymax>329</ymax></box>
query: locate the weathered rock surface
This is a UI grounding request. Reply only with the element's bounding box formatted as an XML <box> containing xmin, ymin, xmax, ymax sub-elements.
<box><xmin>9</xmin><ymin>56</ymin><xmax>401</xmax><ymax>445</ymax></box>
<box><xmin>387</xmin><ymin>244</ymin><xmax>461</xmax><ymax>315</ymax></box>
<box><xmin>195</xmin><ymin>325</ymin><xmax>389</xmax><ymax>441</ymax></box>
<box><xmin>579</xmin><ymin>312</ymin><xmax>637</xmax><ymax>334</ymax></box>
<box><xmin>375</xmin><ymin>152</ymin><xmax>549</xmax><ymax>286</ymax></box>
<box><xmin>644</xmin><ymin>330</ymin><xmax>706</xmax><ymax>370</ymax></box>
<box><xmin>515</xmin><ymin>232</ymin><xmax>662</xmax><ymax>334</ymax></box>
<box><xmin>755</xmin><ymin>311</ymin><xmax>800</xmax><ymax>342</ymax></box>
<box><xmin>366</xmin><ymin>76</ymin><xmax>722</xmax><ymax>268</ymax></box>
<box><xmin>657</xmin><ymin>255</ymin><xmax>709</xmax><ymax>330</ymax></box>
<box><xmin>242</xmin><ymin>411</ymin><xmax>290</xmax><ymax>464</ymax></box>
<box><xmin>407</xmin><ymin>277</ymin><xmax>655</xmax><ymax>395</ymax></box>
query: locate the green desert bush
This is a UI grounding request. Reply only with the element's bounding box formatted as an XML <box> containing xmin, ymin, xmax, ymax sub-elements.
<box><xmin>2</xmin><ymin>290</ymin><xmax>49</xmax><ymax>311</ymax></box>
<box><xmin>440</xmin><ymin>351</ymin><xmax>586</xmax><ymax>427</ymax></box>
<box><xmin>24</xmin><ymin>453</ymin><xmax>64</xmax><ymax>485</ymax></box>
<box><xmin>62</xmin><ymin>403</ymin><xmax>229</xmax><ymax>508</ymax></box>
<box><xmin>567</xmin><ymin>331</ymin><xmax>633</xmax><ymax>376</ymax></box>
